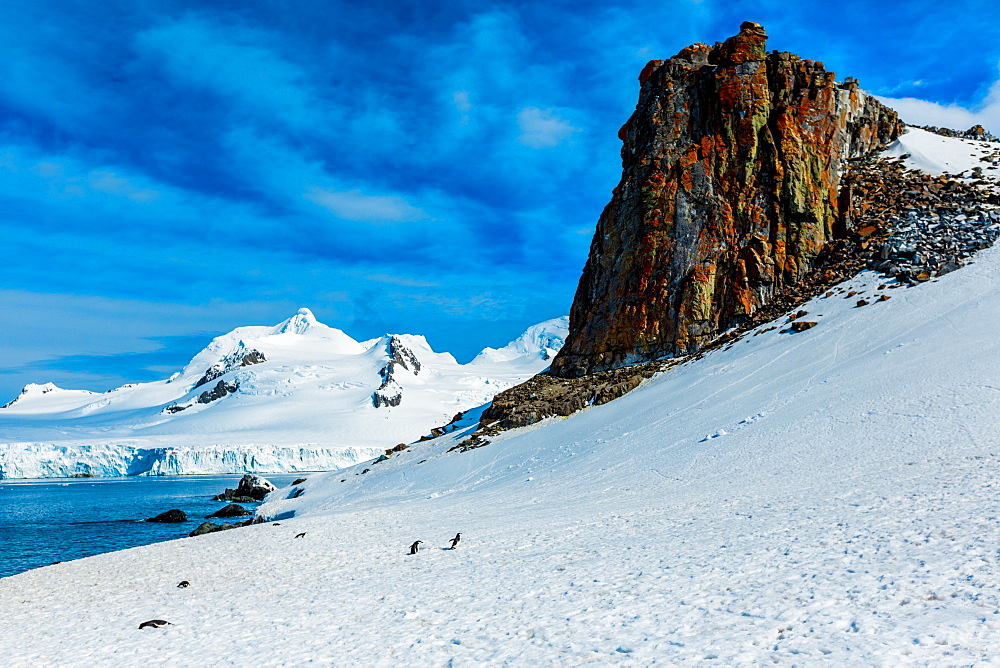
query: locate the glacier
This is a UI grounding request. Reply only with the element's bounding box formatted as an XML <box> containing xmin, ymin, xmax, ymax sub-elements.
<box><xmin>0</xmin><ymin>442</ymin><xmax>385</xmax><ymax>479</ymax></box>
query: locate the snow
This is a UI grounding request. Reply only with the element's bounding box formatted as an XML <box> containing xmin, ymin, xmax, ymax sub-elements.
<box><xmin>471</xmin><ymin>315</ymin><xmax>568</xmax><ymax>364</ymax></box>
<box><xmin>3</xmin><ymin>133</ymin><xmax>1000</xmax><ymax>663</ymax></box>
<box><xmin>0</xmin><ymin>313</ymin><xmax>563</xmax><ymax>478</ymax></box>
<box><xmin>885</xmin><ymin>126</ymin><xmax>1000</xmax><ymax>183</ymax></box>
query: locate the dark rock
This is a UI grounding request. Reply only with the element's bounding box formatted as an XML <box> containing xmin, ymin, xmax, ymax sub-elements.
<box><xmin>212</xmin><ymin>494</ymin><xmax>256</xmax><ymax>503</ymax></box>
<box><xmin>856</xmin><ymin>299</ymin><xmax>869</xmax><ymax>307</ymax></box>
<box><xmin>206</xmin><ymin>504</ymin><xmax>251</xmax><ymax>519</ymax></box>
<box><xmin>212</xmin><ymin>474</ymin><xmax>276</xmax><ymax>502</ymax></box>
<box><xmin>914</xmin><ymin>124</ymin><xmax>999</xmax><ymax>143</ymax></box>
<box><xmin>387</xmin><ymin>335</ymin><xmax>421</xmax><ymax>374</ymax></box>
<box><xmin>189</xmin><ymin>522</ymin><xmax>220</xmax><ymax>536</ymax></box>
<box><xmin>371</xmin><ymin>336</ymin><xmax>422</xmax><ymax>408</ymax></box>
<box><xmin>146</xmin><ymin>509</ymin><xmax>187</xmax><ymax>523</ymax></box>
<box><xmin>789</xmin><ymin>321</ymin><xmax>818</xmax><ymax>332</ymax></box>
<box><xmin>197</xmin><ymin>379</ymin><xmax>238</xmax><ymax>404</ymax></box>
<box><xmin>188</xmin><ymin>519</ymin><xmax>253</xmax><ymax>537</ymax></box>
<box><xmin>372</xmin><ymin>381</ymin><xmax>402</xmax><ymax>408</ymax></box>
<box><xmin>195</xmin><ymin>346</ymin><xmax>266</xmax><ymax>389</ymax></box>
<box><xmin>291</xmin><ymin>478</ymin><xmax>307</xmax><ymax>486</ymax></box>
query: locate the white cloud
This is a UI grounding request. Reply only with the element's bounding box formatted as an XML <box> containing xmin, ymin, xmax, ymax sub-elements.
<box><xmin>364</xmin><ymin>273</ymin><xmax>440</xmax><ymax>287</ymax></box>
<box><xmin>877</xmin><ymin>76</ymin><xmax>1000</xmax><ymax>136</ymax></box>
<box><xmin>135</xmin><ymin>15</ymin><xmax>330</xmax><ymax>133</ymax></box>
<box><xmin>516</xmin><ymin>107</ymin><xmax>580</xmax><ymax>148</ymax></box>
<box><xmin>305</xmin><ymin>187</ymin><xmax>427</xmax><ymax>224</ymax></box>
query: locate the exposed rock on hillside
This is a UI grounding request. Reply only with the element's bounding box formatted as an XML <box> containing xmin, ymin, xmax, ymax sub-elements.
<box><xmin>476</xmin><ymin>150</ymin><xmax>997</xmax><ymax>438</ymax></box>
<box><xmin>550</xmin><ymin>22</ymin><xmax>902</xmax><ymax>379</ymax></box>
<box><xmin>195</xmin><ymin>345</ymin><xmax>266</xmax><ymax>389</ymax></box>
<box><xmin>372</xmin><ymin>335</ymin><xmax>421</xmax><ymax>408</ymax></box>
<box><xmin>915</xmin><ymin>124</ymin><xmax>999</xmax><ymax>143</ymax></box>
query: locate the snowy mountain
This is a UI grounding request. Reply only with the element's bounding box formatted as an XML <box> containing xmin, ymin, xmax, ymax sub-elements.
<box><xmin>4</xmin><ymin>129</ymin><xmax>1000</xmax><ymax>664</ymax></box>
<box><xmin>471</xmin><ymin>316</ymin><xmax>569</xmax><ymax>364</ymax></box>
<box><xmin>0</xmin><ymin>309</ymin><xmax>567</xmax><ymax>478</ymax></box>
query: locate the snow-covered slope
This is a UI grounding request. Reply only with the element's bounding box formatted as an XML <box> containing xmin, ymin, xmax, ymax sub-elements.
<box><xmin>885</xmin><ymin>126</ymin><xmax>1000</xmax><ymax>184</ymax></box>
<box><xmin>4</xmin><ymin>133</ymin><xmax>1000</xmax><ymax>664</ymax></box>
<box><xmin>0</xmin><ymin>309</ymin><xmax>564</xmax><ymax>478</ymax></box>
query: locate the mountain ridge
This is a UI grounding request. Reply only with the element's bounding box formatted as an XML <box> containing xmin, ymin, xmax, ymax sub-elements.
<box><xmin>0</xmin><ymin>310</ymin><xmax>568</xmax><ymax>478</ymax></box>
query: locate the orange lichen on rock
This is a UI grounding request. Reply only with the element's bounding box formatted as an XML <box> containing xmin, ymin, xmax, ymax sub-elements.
<box><xmin>549</xmin><ymin>22</ymin><xmax>901</xmax><ymax>378</ymax></box>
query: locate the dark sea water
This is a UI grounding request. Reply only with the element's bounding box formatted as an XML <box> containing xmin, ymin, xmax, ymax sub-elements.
<box><xmin>0</xmin><ymin>474</ymin><xmax>303</xmax><ymax>579</ymax></box>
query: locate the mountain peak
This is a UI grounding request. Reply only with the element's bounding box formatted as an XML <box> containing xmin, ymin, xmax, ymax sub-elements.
<box><xmin>472</xmin><ymin>317</ymin><xmax>569</xmax><ymax>364</ymax></box>
<box><xmin>274</xmin><ymin>307</ymin><xmax>319</xmax><ymax>335</ymax></box>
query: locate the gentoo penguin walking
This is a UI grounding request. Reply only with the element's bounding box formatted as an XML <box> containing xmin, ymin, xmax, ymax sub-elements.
<box><xmin>409</xmin><ymin>540</ymin><xmax>422</xmax><ymax>555</ymax></box>
<box><xmin>448</xmin><ymin>533</ymin><xmax>461</xmax><ymax>549</ymax></box>
<box><xmin>138</xmin><ymin>620</ymin><xmax>173</xmax><ymax>630</ymax></box>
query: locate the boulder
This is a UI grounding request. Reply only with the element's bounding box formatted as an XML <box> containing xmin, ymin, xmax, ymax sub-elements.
<box><xmin>146</xmin><ymin>509</ymin><xmax>187</xmax><ymax>523</ymax></box>
<box><xmin>206</xmin><ymin>504</ymin><xmax>251</xmax><ymax>519</ymax></box>
<box><xmin>189</xmin><ymin>522</ymin><xmax>220</xmax><ymax>537</ymax></box>
<box><xmin>212</xmin><ymin>474</ymin><xmax>276</xmax><ymax>502</ymax></box>
<box><xmin>189</xmin><ymin>519</ymin><xmax>254</xmax><ymax>537</ymax></box>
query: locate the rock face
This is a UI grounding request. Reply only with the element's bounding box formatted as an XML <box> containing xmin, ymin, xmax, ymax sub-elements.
<box><xmin>372</xmin><ymin>335</ymin><xmax>420</xmax><ymax>408</ymax></box>
<box><xmin>146</xmin><ymin>509</ymin><xmax>187</xmax><ymax>523</ymax></box>
<box><xmin>550</xmin><ymin>22</ymin><xmax>902</xmax><ymax>378</ymax></box>
<box><xmin>195</xmin><ymin>345</ymin><xmax>266</xmax><ymax>389</ymax></box>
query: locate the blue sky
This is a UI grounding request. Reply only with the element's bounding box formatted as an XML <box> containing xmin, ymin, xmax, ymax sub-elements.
<box><xmin>1</xmin><ymin>0</ymin><xmax>998</xmax><ymax>399</ymax></box>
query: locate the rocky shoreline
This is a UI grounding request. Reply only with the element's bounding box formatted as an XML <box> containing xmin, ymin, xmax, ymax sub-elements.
<box><xmin>140</xmin><ymin>474</ymin><xmax>297</xmax><ymax>537</ymax></box>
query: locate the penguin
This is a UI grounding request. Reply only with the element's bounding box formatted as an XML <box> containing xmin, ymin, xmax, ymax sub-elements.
<box><xmin>138</xmin><ymin>620</ymin><xmax>173</xmax><ymax>630</ymax></box>
<box><xmin>177</xmin><ymin>580</ymin><xmax>190</xmax><ymax>589</ymax></box>
<box><xmin>448</xmin><ymin>532</ymin><xmax>461</xmax><ymax>549</ymax></box>
<box><xmin>409</xmin><ymin>540</ymin><xmax>422</xmax><ymax>555</ymax></box>
<box><xmin>294</xmin><ymin>532</ymin><xmax>306</xmax><ymax>538</ymax></box>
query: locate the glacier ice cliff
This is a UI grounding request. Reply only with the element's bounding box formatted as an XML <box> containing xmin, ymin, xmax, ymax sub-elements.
<box><xmin>0</xmin><ymin>443</ymin><xmax>384</xmax><ymax>479</ymax></box>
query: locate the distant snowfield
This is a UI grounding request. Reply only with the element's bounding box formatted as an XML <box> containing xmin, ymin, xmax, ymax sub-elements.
<box><xmin>4</xmin><ymin>130</ymin><xmax>1000</xmax><ymax>663</ymax></box>
<box><xmin>0</xmin><ymin>311</ymin><xmax>568</xmax><ymax>478</ymax></box>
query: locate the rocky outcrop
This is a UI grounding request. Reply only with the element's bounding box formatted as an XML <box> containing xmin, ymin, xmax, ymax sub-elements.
<box><xmin>476</xmin><ymin>362</ymin><xmax>669</xmax><ymax>433</ymax></box>
<box><xmin>189</xmin><ymin>519</ymin><xmax>256</xmax><ymax>537</ymax></box>
<box><xmin>371</xmin><ymin>336</ymin><xmax>421</xmax><ymax>408</ymax></box>
<box><xmin>550</xmin><ymin>22</ymin><xmax>902</xmax><ymax>378</ymax></box>
<box><xmin>146</xmin><ymin>509</ymin><xmax>187</xmax><ymax>523</ymax></box>
<box><xmin>915</xmin><ymin>124</ymin><xmax>999</xmax><ymax>143</ymax></box>
<box><xmin>477</xmin><ymin>151</ymin><xmax>999</xmax><ymax>439</ymax></box>
<box><xmin>197</xmin><ymin>379</ymin><xmax>238</xmax><ymax>404</ymax></box>
<box><xmin>212</xmin><ymin>474</ymin><xmax>276</xmax><ymax>502</ymax></box>
<box><xmin>207</xmin><ymin>503</ymin><xmax>251</xmax><ymax>519</ymax></box>
<box><xmin>164</xmin><ymin>379</ymin><xmax>240</xmax><ymax>414</ymax></box>
<box><xmin>195</xmin><ymin>345</ymin><xmax>266</xmax><ymax>389</ymax></box>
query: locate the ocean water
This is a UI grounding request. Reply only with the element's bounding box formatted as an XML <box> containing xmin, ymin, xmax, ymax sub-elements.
<box><xmin>0</xmin><ymin>474</ymin><xmax>303</xmax><ymax>579</ymax></box>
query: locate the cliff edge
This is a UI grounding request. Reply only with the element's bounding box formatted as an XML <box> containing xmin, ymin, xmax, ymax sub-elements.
<box><xmin>549</xmin><ymin>22</ymin><xmax>902</xmax><ymax>378</ymax></box>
